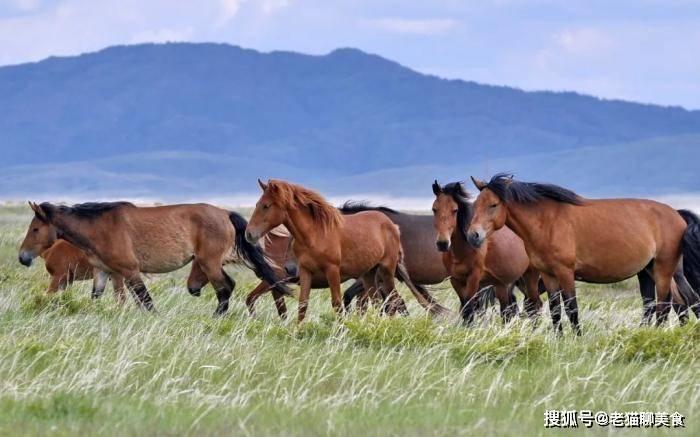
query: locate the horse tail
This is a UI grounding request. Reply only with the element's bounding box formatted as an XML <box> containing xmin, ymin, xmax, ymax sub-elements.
<box><xmin>229</xmin><ymin>211</ymin><xmax>293</xmax><ymax>297</ymax></box>
<box><xmin>678</xmin><ymin>209</ymin><xmax>700</xmax><ymax>293</ymax></box>
<box><xmin>395</xmin><ymin>258</ymin><xmax>454</xmax><ymax>318</ymax></box>
<box><xmin>343</xmin><ymin>280</ymin><xmax>364</xmax><ymax>311</ymax></box>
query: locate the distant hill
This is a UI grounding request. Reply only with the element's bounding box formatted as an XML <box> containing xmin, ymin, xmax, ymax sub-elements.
<box><xmin>1</xmin><ymin>42</ymin><xmax>699</xmax><ymax>201</ymax></box>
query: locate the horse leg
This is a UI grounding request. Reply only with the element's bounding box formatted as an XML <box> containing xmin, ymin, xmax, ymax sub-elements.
<box><xmin>377</xmin><ymin>265</ymin><xmax>407</xmax><ymax>316</ymax></box>
<box><xmin>245</xmin><ymin>281</ymin><xmax>267</xmax><ymax>317</ymax></box>
<box><xmin>521</xmin><ymin>268</ymin><xmax>543</xmax><ymax>321</ymax></box>
<box><xmin>453</xmin><ymin>272</ymin><xmax>480</xmax><ymax>326</ymax></box>
<box><xmin>554</xmin><ymin>269</ymin><xmax>580</xmax><ymax>336</ymax></box>
<box><xmin>198</xmin><ymin>259</ymin><xmax>235</xmax><ymax>316</ymax></box>
<box><xmin>343</xmin><ymin>280</ymin><xmax>365</xmax><ymax>313</ymax></box>
<box><xmin>673</xmin><ymin>263</ymin><xmax>697</xmax><ymax>319</ymax></box>
<box><xmin>297</xmin><ymin>267</ymin><xmax>313</xmax><ymax>323</ymax></box>
<box><xmin>325</xmin><ymin>265</ymin><xmax>345</xmax><ymax>317</ymax></box>
<box><xmin>653</xmin><ymin>260</ymin><xmax>675</xmax><ymax>326</ymax></box>
<box><xmin>494</xmin><ymin>283</ymin><xmax>517</xmax><ymax>324</ymax></box>
<box><xmin>46</xmin><ymin>273</ymin><xmax>66</xmax><ymax>294</ymax></box>
<box><xmin>92</xmin><ymin>269</ymin><xmax>109</xmax><ymax>299</ymax></box>
<box><xmin>112</xmin><ymin>274</ymin><xmax>126</xmax><ymax>305</ymax></box>
<box><xmin>186</xmin><ymin>260</ymin><xmax>209</xmax><ymax>297</ymax></box>
<box><xmin>541</xmin><ymin>274</ymin><xmax>563</xmax><ymax>333</ymax></box>
<box><xmin>356</xmin><ymin>273</ymin><xmax>376</xmax><ymax>316</ymax></box>
<box><xmin>272</xmin><ymin>289</ymin><xmax>288</xmax><ymax>319</ymax></box>
<box><xmin>637</xmin><ymin>269</ymin><xmax>656</xmax><ymax>326</ymax></box>
<box><xmin>123</xmin><ymin>272</ymin><xmax>155</xmax><ymax>311</ymax></box>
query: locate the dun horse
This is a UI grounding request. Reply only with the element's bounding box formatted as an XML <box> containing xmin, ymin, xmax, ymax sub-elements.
<box><xmin>19</xmin><ymin>222</ymin><xmax>125</xmax><ymax>302</ymax></box>
<box><xmin>467</xmin><ymin>174</ymin><xmax>700</xmax><ymax>333</ymax></box>
<box><xmin>432</xmin><ymin>181</ymin><xmax>541</xmax><ymax>324</ymax></box>
<box><xmin>25</xmin><ymin>201</ymin><xmax>290</xmax><ymax>315</ymax></box>
<box><xmin>245</xmin><ymin>179</ymin><xmax>451</xmax><ymax>322</ymax></box>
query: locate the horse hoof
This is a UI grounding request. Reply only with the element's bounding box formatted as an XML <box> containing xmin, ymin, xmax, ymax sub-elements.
<box><xmin>188</xmin><ymin>287</ymin><xmax>202</xmax><ymax>297</ymax></box>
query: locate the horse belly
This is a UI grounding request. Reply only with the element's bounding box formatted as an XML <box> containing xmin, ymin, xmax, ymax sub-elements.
<box><xmin>574</xmin><ymin>241</ymin><xmax>654</xmax><ymax>283</ymax></box>
<box><xmin>135</xmin><ymin>240</ymin><xmax>194</xmax><ymax>273</ymax></box>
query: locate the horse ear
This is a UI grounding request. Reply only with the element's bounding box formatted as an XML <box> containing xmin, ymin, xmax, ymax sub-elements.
<box><xmin>257</xmin><ymin>178</ymin><xmax>268</xmax><ymax>191</ymax></box>
<box><xmin>29</xmin><ymin>201</ymin><xmax>48</xmax><ymax>223</ymax></box>
<box><xmin>432</xmin><ymin>180</ymin><xmax>441</xmax><ymax>196</ymax></box>
<box><xmin>470</xmin><ymin>176</ymin><xmax>487</xmax><ymax>191</ymax></box>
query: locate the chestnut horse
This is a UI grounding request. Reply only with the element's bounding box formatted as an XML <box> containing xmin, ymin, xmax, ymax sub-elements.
<box><xmin>432</xmin><ymin>181</ymin><xmax>541</xmax><ymax>324</ymax></box>
<box><xmin>245</xmin><ymin>179</ymin><xmax>451</xmax><ymax>322</ymax></box>
<box><xmin>27</xmin><ymin>201</ymin><xmax>290</xmax><ymax>315</ymax></box>
<box><xmin>467</xmin><ymin>174</ymin><xmax>700</xmax><ymax>333</ymax></box>
<box><xmin>19</xmin><ymin>223</ymin><xmax>125</xmax><ymax>301</ymax></box>
<box><xmin>245</xmin><ymin>218</ymin><xmax>452</xmax><ymax>318</ymax></box>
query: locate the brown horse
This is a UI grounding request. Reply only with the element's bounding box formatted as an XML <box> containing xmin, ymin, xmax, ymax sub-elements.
<box><xmin>26</xmin><ymin>201</ymin><xmax>290</xmax><ymax>315</ymax></box>
<box><xmin>432</xmin><ymin>181</ymin><xmax>541</xmax><ymax>324</ymax></box>
<box><xmin>245</xmin><ymin>179</ymin><xmax>450</xmax><ymax>322</ymax></box>
<box><xmin>19</xmin><ymin>220</ymin><xmax>125</xmax><ymax>301</ymax></box>
<box><xmin>244</xmin><ymin>220</ymin><xmax>453</xmax><ymax>319</ymax></box>
<box><xmin>467</xmin><ymin>174</ymin><xmax>700</xmax><ymax>333</ymax></box>
<box><xmin>338</xmin><ymin>202</ymin><xmax>499</xmax><ymax>313</ymax></box>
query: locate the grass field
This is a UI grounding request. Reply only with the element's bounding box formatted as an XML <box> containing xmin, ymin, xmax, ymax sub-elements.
<box><xmin>0</xmin><ymin>204</ymin><xmax>698</xmax><ymax>435</ymax></box>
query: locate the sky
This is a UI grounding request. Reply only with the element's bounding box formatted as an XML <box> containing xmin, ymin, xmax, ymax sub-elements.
<box><xmin>0</xmin><ymin>0</ymin><xmax>699</xmax><ymax>109</ymax></box>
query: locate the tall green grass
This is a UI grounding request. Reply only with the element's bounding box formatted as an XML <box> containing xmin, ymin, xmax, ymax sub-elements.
<box><xmin>0</xmin><ymin>206</ymin><xmax>697</xmax><ymax>435</ymax></box>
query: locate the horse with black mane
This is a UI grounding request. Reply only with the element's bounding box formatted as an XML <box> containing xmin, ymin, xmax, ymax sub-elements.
<box><xmin>339</xmin><ymin>201</ymin><xmax>500</xmax><ymax>314</ymax></box>
<box><xmin>24</xmin><ymin>201</ymin><xmax>290</xmax><ymax>315</ymax></box>
<box><xmin>468</xmin><ymin>174</ymin><xmax>700</xmax><ymax>333</ymax></box>
<box><xmin>432</xmin><ymin>181</ymin><xmax>542</xmax><ymax>324</ymax></box>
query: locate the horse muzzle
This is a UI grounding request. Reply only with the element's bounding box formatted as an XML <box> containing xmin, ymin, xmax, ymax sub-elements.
<box><xmin>245</xmin><ymin>230</ymin><xmax>261</xmax><ymax>244</ymax></box>
<box><xmin>18</xmin><ymin>251</ymin><xmax>34</xmax><ymax>267</ymax></box>
<box><xmin>467</xmin><ymin>230</ymin><xmax>485</xmax><ymax>248</ymax></box>
<box><xmin>436</xmin><ymin>240</ymin><xmax>450</xmax><ymax>252</ymax></box>
<box><xmin>284</xmin><ymin>261</ymin><xmax>299</xmax><ymax>278</ymax></box>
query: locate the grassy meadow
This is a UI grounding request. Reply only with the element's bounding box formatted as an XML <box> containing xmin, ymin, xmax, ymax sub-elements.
<box><xmin>0</xmin><ymin>204</ymin><xmax>698</xmax><ymax>435</ymax></box>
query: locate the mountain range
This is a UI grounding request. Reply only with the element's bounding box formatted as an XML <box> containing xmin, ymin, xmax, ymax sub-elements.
<box><xmin>1</xmin><ymin>42</ymin><xmax>699</xmax><ymax>202</ymax></box>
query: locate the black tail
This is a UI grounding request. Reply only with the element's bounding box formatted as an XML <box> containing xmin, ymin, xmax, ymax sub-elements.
<box><xmin>395</xmin><ymin>261</ymin><xmax>454</xmax><ymax>318</ymax></box>
<box><xmin>229</xmin><ymin>212</ymin><xmax>293</xmax><ymax>296</ymax></box>
<box><xmin>678</xmin><ymin>209</ymin><xmax>700</xmax><ymax>293</ymax></box>
<box><xmin>343</xmin><ymin>280</ymin><xmax>365</xmax><ymax>311</ymax></box>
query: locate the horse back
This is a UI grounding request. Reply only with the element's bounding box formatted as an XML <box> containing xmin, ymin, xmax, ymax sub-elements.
<box><xmin>565</xmin><ymin>198</ymin><xmax>686</xmax><ymax>280</ymax></box>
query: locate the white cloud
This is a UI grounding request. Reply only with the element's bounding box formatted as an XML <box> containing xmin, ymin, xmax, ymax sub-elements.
<box><xmin>261</xmin><ymin>0</ymin><xmax>289</xmax><ymax>14</ymax></box>
<box><xmin>1</xmin><ymin>0</ymin><xmax>41</xmax><ymax>12</ymax></box>
<box><xmin>217</xmin><ymin>0</ymin><xmax>245</xmax><ymax>27</ymax></box>
<box><xmin>553</xmin><ymin>28</ymin><xmax>616</xmax><ymax>57</ymax></box>
<box><xmin>362</xmin><ymin>17</ymin><xmax>457</xmax><ymax>36</ymax></box>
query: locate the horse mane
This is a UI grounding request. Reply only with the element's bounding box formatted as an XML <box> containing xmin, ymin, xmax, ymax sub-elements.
<box><xmin>485</xmin><ymin>173</ymin><xmax>583</xmax><ymax>205</ymax></box>
<box><xmin>438</xmin><ymin>181</ymin><xmax>473</xmax><ymax>241</ymax></box>
<box><xmin>338</xmin><ymin>201</ymin><xmax>399</xmax><ymax>215</ymax></box>
<box><xmin>267</xmin><ymin>180</ymin><xmax>343</xmax><ymax>230</ymax></box>
<box><xmin>40</xmin><ymin>201</ymin><xmax>135</xmax><ymax>221</ymax></box>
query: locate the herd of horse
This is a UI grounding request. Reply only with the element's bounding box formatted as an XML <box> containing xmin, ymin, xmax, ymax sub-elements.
<box><xmin>17</xmin><ymin>174</ymin><xmax>700</xmax><ymax>334</ymax></box>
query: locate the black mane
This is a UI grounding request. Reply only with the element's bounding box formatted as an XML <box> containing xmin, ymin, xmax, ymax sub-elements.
<box><xmin>40</xmin><ymin>201</ymin><xmax>135</xmax><ymax>220</ymax></box>
<box><xmin>438</xmin><ymin>181</ymin><xmax>473</xmax><ymax>241</ymax></box>
<box><xmin>338</xmin><ymin>201</ymin><xmax>399</xmax><ymax>215</ymax></box>
<box><xmin>485</xmin><ymin>173</ymin><xmax>583</xmax><ymax>205</ymax></box>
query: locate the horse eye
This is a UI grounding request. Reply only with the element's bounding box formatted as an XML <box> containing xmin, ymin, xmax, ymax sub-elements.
<box><xmin>263</xmin><ymin>204</ymin><xmax>270</xmax><ymax>210</ymax></box>
<box><xmin>452</xmin><ymin>209</ymin><xmax>458</xmax><ymax>214</ymax></box>
<box><xmin>431</xmin><ymin>208</ymin><xmax>437</xmax><ymax>214</ymax></box>
<box><xmin>490</xmin><ymin>203</ymin><xmax>498</xmax><ymax>208</ymax></box>
<box><xmin>32</xmin><ymin>228</ymin><xmax>39</xmax><ymax>233</ymax></box>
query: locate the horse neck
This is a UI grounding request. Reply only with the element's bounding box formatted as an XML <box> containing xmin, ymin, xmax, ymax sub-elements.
<box><xmin>283</xmin><ymin>205</ymin><xmax>324</xmax><ymax>248</ymax></box>
<box><xmin>503</xmin><ymin>202</ymin><xmax>545</xmax><ymax>248</ymax></box>
<box><xmin>450</xmin><ymin>202</ymin><xmax>474</xmax><ymax>257</ymax></box>
<box><xmin>48</xmin><ymin>212</ymin><xmax>95</xmax><ymax>252</ymax></box>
